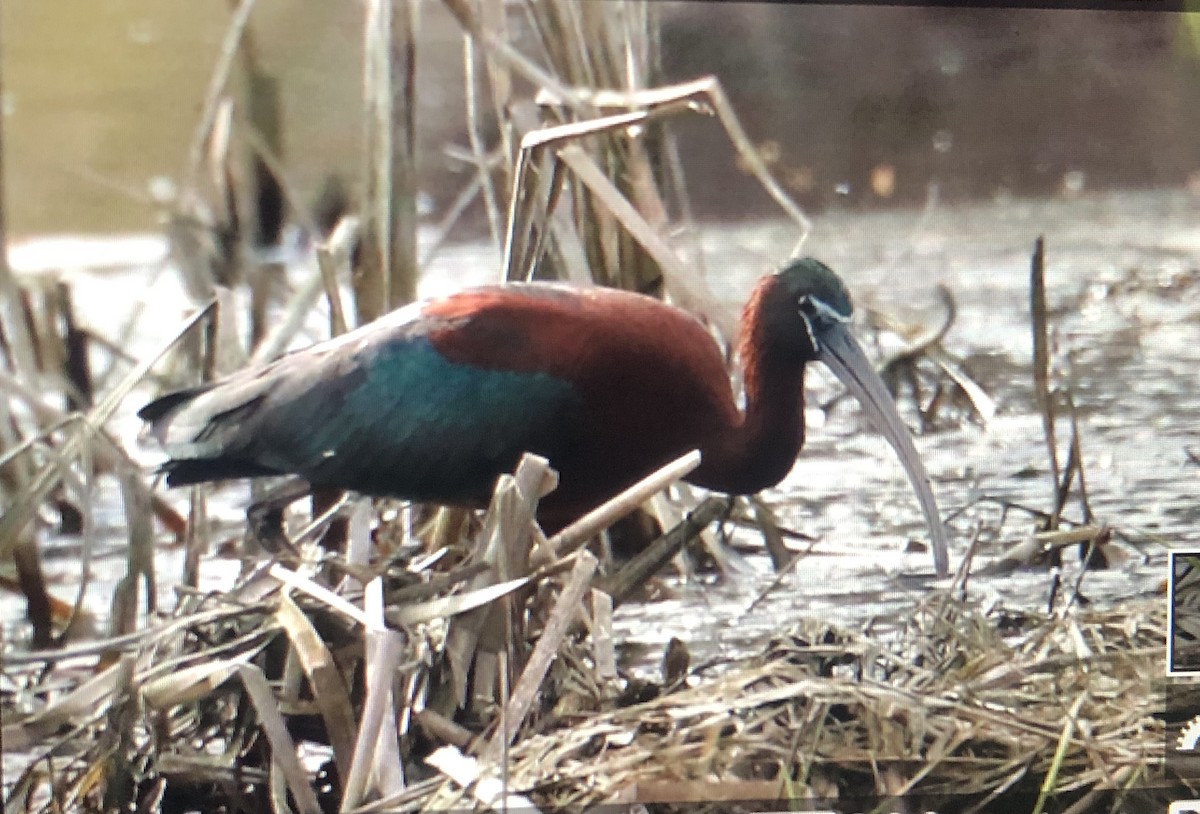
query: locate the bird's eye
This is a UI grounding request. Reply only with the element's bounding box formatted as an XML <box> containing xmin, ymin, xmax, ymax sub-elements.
<box><xmin>797</xmin><ymin>294</ymin><xmax>825</xmax><ymax>323</ymax></box>
<box><xmin>798</xmin><ymin>294</ymin><xmax>848</xmax><ymax>325</ymax></box>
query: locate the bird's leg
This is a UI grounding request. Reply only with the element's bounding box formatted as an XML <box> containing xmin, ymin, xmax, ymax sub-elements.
<box><xmin>245</xmin><ymin>477</ymin><xmax>313</xmax><ymax>556</ymax></box>
<box><xmin>604</xmin><ymin>508</ymin><xmax>663</xmax><ymax>562</ymax></box>
<box><xmin>312</xmin><ymin>487</ymin><xmax>349</xmax><ymax>553</ymax></box>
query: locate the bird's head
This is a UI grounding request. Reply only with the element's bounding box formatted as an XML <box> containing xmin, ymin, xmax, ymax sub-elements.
<box><xmin>757</xmin><ymin>256</ymin><xmax>950</xmax><ymax>577</ymax></box>
<box><xmin>772</xmin><ymin>257</ymin><xmax>854</xmax><ymax>360</ymax></box>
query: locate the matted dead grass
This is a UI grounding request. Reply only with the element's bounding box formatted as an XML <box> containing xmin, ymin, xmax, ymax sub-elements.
<box><xmin>4</xmin><ymin>466</ymin><xmax>1184</xmax><ymax>814</ymax></box>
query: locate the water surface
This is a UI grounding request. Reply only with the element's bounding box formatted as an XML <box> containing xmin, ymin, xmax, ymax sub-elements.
<box><xmin>3</xmin><ymin>189</ymin><xmax>1195</xmax><ymax>673</ymax></box>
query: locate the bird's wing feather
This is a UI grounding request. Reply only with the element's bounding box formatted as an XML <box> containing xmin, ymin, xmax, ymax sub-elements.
<box><xmin>142</xmin><ymin>298</ymin><xmax>583</xmax><ymax>502</ymax></box>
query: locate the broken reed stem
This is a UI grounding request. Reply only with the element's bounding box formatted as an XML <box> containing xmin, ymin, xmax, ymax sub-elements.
<box><xmin>387</xmin><ymin>0</ymin><xmax>419</xmax><ymax>310</ymax></box>
<box><xmin>599</xmin><ymin>495</ymin><xmax>731</xmax><ymax>606</ymax></box>
<box><xmin>748</xmin><ymin>494</ymin><xmax>790</xmax><ymax>571</ymax></box>
<box><xmin>485</xmin><ymin>551</ymin><xmax>598</xmax><ymax>756</ymax></box>
<box><xmin>111</xmin><ymin>468</ymin><xmax>156</xmax><ymax>642</ymax></box>
<box><xmin>356</xmin><ymin>0</ymin><xmax>391</xmax><ymax>322</ymax></box>
<box><xmin>463</xmin><ymin>35</ymin><xmax>504</xmax><ymax>251</ymax></box>
<box><xmin>1030</xmin><ymin>236</ymin><xmax>1061</xmax><ymax>529</ymax></box>
<box><xmin>1055</xmin><ymin>385</ymin><xmax>1097</xmax><ymax>541</ymax></box>
<box><xmin>184</xmin><ymin>0</ymin><xmax>257</xmax><ymax>186</ymax></box>
<box><xmin>235</xmin><ymin>664</ymin><xmax>323</xmax><ymax>814</ymax></box>
<box><xmin>359</xmin><ymin>0</ymin><xmax>419</xmax><ymax>322</ymax></box>
<box><xmin>340</xmin><ymin>626</ymin><xmax>406</xmax><ymax>810</ymax></box>
<box><xmin>316</xmin><ymin>215</ymin><xmax>357</xmax><ymax>337</ymax></box>
<box><xmin>591</xmin><ymin>589</ymin><xmax>617</xmax><ymax>680</ymax></box>
<box><xmin>275</xmin><ymin>594</ymin><xmax>356</xmax><ymax>780</ymax></box>
<box><xmin>1030</xmin><ymin>239</ymin><xmax>1101</xmax><ymax>573</ymax></box>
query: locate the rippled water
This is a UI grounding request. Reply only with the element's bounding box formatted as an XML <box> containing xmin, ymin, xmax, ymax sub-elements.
<box><xmin>612</xmin><ymin>189</ymin><xmax>1198</xmax><ymax>666</ymax></box>
<box><xmin>3</xmin><ymin>189</ymin><xmax>1197</xmax><ymax>674</ymax></box>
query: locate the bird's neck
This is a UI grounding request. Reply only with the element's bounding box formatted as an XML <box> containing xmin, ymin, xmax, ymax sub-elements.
<box><xmin>694</xmin><ymin>277</ymin><xmax>806</xmax><ymax>495</ymax></box>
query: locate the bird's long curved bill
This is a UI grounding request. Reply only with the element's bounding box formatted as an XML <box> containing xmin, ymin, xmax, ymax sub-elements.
<box><xmin>818</xmin><ymin>324</ymin><xmax>950</xmax><ymax>577</ymax></box>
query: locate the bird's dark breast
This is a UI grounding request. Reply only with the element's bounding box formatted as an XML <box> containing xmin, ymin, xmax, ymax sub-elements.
<box><xmin>426</xmin><ymin>287</ymin><xmax>739</xmax><ymax>516</ymax></box>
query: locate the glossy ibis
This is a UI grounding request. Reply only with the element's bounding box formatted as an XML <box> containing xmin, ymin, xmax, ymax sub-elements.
<box><xmin>141</xmin><ymin>258</ymin><xmax>950</xmax><ymax>576</ymax></box>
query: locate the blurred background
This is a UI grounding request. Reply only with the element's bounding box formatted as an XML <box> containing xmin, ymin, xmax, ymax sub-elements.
<box><xmin>5</xmin><ymin>1</ymin><xmax>1200</xmax><ymax>237</ymax></box>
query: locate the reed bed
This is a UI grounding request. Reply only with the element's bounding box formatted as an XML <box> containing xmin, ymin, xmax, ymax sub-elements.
<box><xmin>0</xmin><ymin>1</ymin><xmax>1182</xmax><ymax>813</ymax></box>
<box><xmin>4</xmin><ymin>497</ymin><xmax>1181</xmax><ymax>812</ymax></box>
<box><xmin>494</xmin><ymin>594</ymin><xmax>1174</xmax><ymax>813</ymax></box>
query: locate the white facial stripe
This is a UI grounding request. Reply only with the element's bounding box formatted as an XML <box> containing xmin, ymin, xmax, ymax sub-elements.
<box><xmin>808</xmin><ymin>296</ymin><xmax>850</xmax><ymax>323</ymax></box>
<box><xmin>797</xmin><ymin>294</ymin><xmax>849</xmax><ymax>350</ymax></box>
<box><xmin>798</xmin><ymin>311</ymin><xmax>817</xmax><ymax>349</ymax></box>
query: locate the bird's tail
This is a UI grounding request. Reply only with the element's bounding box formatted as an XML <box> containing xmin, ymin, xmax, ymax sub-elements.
<box><xmin>138</xmin><ymin>385</ymin><xmax>214</xmax><ymax>435</ymax></box>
